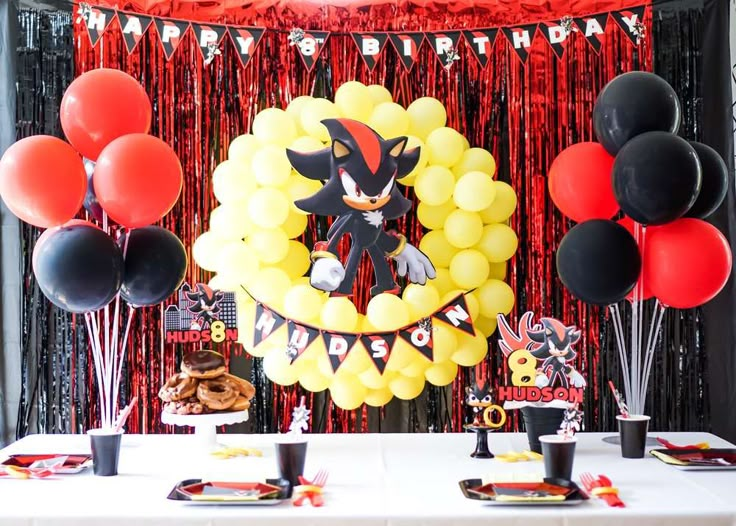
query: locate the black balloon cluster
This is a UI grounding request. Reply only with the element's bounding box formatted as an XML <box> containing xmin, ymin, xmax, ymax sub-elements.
<box><xmin>555</xmin><ymin>72</ymin><xmax>729</xmax><ymax>307</ymax></box>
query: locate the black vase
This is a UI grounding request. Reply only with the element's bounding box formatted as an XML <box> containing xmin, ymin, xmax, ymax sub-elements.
<box><xmin>521</xmin><ymin>406</ymin><xmax>565</xmax><ymax>453</ymax></box>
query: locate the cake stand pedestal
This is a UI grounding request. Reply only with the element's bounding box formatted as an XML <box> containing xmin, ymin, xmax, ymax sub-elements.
<box><xmin>161</xmin><ymin>410</ymin><xmax>249</xmax><ymax>451</ymax></box>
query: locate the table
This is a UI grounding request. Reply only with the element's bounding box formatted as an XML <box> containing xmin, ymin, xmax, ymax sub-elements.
<box><xmin>1</xmin><ymin>432</ymin><xmax>735</xmax><ymax>526</ymax></box>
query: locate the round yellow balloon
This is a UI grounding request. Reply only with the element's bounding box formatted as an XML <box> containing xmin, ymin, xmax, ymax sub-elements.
<box><xmin>365</xmin><ymin>387</ymin><xmax>393</xmax><ymax>407</ymax></box>
<box><xmin>298</xmin><ymin>362</ymin><xmax>330</xmax><ymax>392</ymax></box>
<box><xmin>418</xmin><ymin>230</ymin><xmax>459</xmax><ymax>268</ymax></box>
<box><xmin>359</xmin><ymin>366</ymin><xmax>390</xmax><ymax>390</ymax></box>
<box><xmin>426</xmin><ymin>127</ymin><xmax>465</xmax><ymax>167</ymax></box>
<box><xmin>449</xmin><ymin>249</ymin><xmax>490</xmax><ymax>289</ymax></box>
<box><xmin>217</xmin><ymin>241</ymin><xmax>259</xmax><ymax>280</ymax></box>
<box><xmin>301</xmin><ymin>98</ymin><xmax>340</xmax><ymax>142</ymax></box>
<box><xmin>320</xmin><ymin>297</ymin><xmax>359</xmax><ymax>332</ymax></box>
<box><xmin>228</xmin><ymin>134</ymin><xmax>261</xmax><ymax>164</ymax></box>
<box><xmin>488</xmin><ymin>262</ymin><xmax>507</xmax><ymax>280</ymax></box>
<box><xmin>289</xmin><ymin>136</ymin><xmax>324</xmax><ymax>153</ymax></box>
<box><xmin>417</xmin><ymin>198</ymin><xmax>456</xmax><ymax>230</ymax></box>
<box><xmin>476</xmin><ymin>279</ymin><xmax>515</xmax><ymax>318</ymax></box>
<box><xmin>389</xmin><ymin>374</ymin><xmax>425</xmax><ymax>400</ymax></box>
<box><xmin>475</xmin><ymin>224</ymin><xmax>519</xmax><ymax>262</ymax></box>
<box><xmin>444</xmin><ymin>209</ymin><xmax>483</xmax><ymax>248</ymax></box>
<box><xmin>330</xmin><ymin>372</ymin><xmax>367</xmax><ymax>410</ymax></box>
<box><xmin>431</xmin><ymin>268</ymin><xmax>455</xmax><ymax>298</ymax></box>
<box><xmin>433</xmin><ymin>325</ymin><xmax>458</xmax><ymax>362</ymax></box>
<box><xmin>369</xmin><ymin>102</ymin><xmax>409</xmax><ymax>139</ymax></box>
<box><xmin>281</xmin><ymin>211</ymin><xmax>308</xmax><ymax>239</ymax></box>
<box><xmin>386</xmin><ymin>340</ymin><xmax>416</xmax><ymax>372</ymax></box>
<box><xmin>367</xmin><ymin>84</ymin><xmax>392</xmax><ymax>105</ymax></box>
<box><xmin>451</xmin><ymin>332</ymin><xmax>488</xmax><ymax>366</ymax></box>
<box><xmin>286</xmin><ymin>96</ymin><xmax>314</xmax><ymax>135</ymax></box>
<box><xmin>247</xmin><ymin>187</ymin><xmax>290</xmax><ymax>229</ymax></box>
<box><xmin>252</xmin><ymin>108</ymin><xmax>297</xmax><ymax>148</ymax></box>
<box><xmin>335</xmin><ymin>81</ymin><xmax>373</xmax><ymax>122</ymax></box>
<box><xmin>251</xmin><ymin>145</ymin><xmax>291</xmax><ymax>187</ymax></box>
<box><xmin>212</xmin><ymin>160</ymin><xmax>256</xmax><ymax>204</ymax></box>
<box><xmin>248</xmin><ymin>228</ymin><xmax>289</xmax><ymax>264</ymax></box>
<box><xmin>414</xmin><ymin>166</ymin><xmax>455</xmax><ymax>206</ymax></box>
<box><xmin>287</xmin><ymin>175</ymin><xmax>323</xmax><ymax>214</ymax></box>
<box><xmin>479</xmin><ymin>181</ymin><xmax>518</xmax><ymax>223</ymax></box>
<box><xmin>400</xmin><ymin>135</ymin><xmax>428</xmax><ymax>184</ymax></box>
<box><xmin>209</xmin><ymin>202</ymin><xmax>252</xmax><ymax>241</ymax></box>
<box><xmin>263</xmin><ymin>348</ymin><xmax>299</xmax><ymax>385</ymax></box>
<box><xmin>402</xmin><ymin>283</ymin><xmax>440</xmax><ymax>319</ymax></box>
<box><xmin>407</xmin><ymin>97</ymin><xmax>447</xmax><ymax>140</ymax></box>
<box><xmin>367</xmin><ymin>293</ymin><xmax>410</xmax><ymax>331</ymax></box>
<box><xmin>340</xmin><ymin>345</ymin><xmax>372</xmax><ymax>375</ymax></box>
<box><xmin>474</xmin><ymin>315</ymin><xmax>498</xmax><ymax>338</ymax></box>
<box><xmin>454</xmin><ymin>171</ymin><xmax>497</xmax><ymax>212</ymax></box>
<box><xmin>277</xmin><ymin>241</ymin><xmax>310</xmax><ymax>279</ymax></box>
<box><xmin>452</xmin><ymin>147</ymin><xmax>496</xmax><ymax>178</ymax></box>
<box><xmin>402</xmin><ymin>358</ymin><xmax>430</xmax><ymax>378</ymax></box>
<box><xmin>192</xmin><ymin>232</ymin><xmax>227</xmax><ymax>271</ymax></box>
<box><xmin>283</xmin><ymin>284</ymin><xmax>323</xmax><ymax>322</ymax></box>
<box><xmin>208</xmin><ymin>273</ymin><xmax>241</xmax><ymax>292</ymax></box>
<box><xmin>248</xmin><ymin>267</ymin><xmax>292</xmax><ymax>309</ymax></box>
<box><xmin>425</xmin><ymin>360</ymin><xmax>458</xmax><ymax>386</ymax></box>
<box><xmin>442</xmin><ymin>290</ymin><xmax>479</xmax><ymax>321</ymax></box>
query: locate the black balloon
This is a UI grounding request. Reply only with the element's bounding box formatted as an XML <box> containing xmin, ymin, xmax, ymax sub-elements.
<box><xmin>612</xmin><ymin>132</ymin><xmax>701</xmax><ymax>225</ymax></box>
<box><xmin>593</xmin><ymin>72</ymin><xmax>681</xmax><ymax>155</ymax></box>
<box><xmin>33</xmin><ymin>224</ymin><xmax>124</xmax><ymax>313</ymax></box>
<box><xmin>685</xmin><ymin>142</ymin><xmax>728</xmax><ymax>219</ymax></box>
<box><xmin>120</xmin><ymin>226</ymin><xmax>188</xmax><ymax>306</ymax></box>
<box><xmin>556</xmin><ymin>220</ymin><xmax>641</xmax><ymax>306</ymax></box>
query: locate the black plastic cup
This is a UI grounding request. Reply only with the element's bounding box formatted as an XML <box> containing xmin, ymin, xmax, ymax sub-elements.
<box><xmin>540</xmin><ymin>435</ymin><xmax>577</xmax><ymax>481</ymax></box>
<box><xmin>617</xmin><ymin>415</ymin><xmax>650</xmax><ymax>458</ymax></box>
<box><xmin>521</xmin><ymin>406</ymin><xmax>565</xmax><ymax>453</ymax></box>
<box><xmin>275</xmin><ymin>441</ymin><xmax>307</xmax><ymax>487</ymax></box>
<box><xmin>88</xmin><ymin>429</ymin><xmax>122</xmax><ymax>476</ymax></box>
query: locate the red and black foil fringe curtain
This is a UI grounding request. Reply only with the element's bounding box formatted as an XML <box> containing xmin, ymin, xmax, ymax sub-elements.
<box><xmin>15</xmin><ymin>1</ymin><xmax>709</xmax><ymax>436</ymax></box>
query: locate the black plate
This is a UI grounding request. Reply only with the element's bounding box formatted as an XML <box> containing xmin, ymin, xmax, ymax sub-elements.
<box><xmin>459</xmin><ymin>478</ymin><xmax>589</xmax><ymax>506</ymax></box>
<box><xmin>167</xmin><ymin>478</ymin><xmax>292</xmax><ymax>505</ymax></box>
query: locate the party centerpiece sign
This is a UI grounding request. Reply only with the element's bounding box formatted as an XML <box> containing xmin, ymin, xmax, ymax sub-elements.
<box><xmin>164</xmin><ymin>283</ymin><xmax>239</xmax><ymax>343</ymax></box>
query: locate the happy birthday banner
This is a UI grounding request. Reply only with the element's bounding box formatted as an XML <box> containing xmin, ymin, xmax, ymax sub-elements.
<box><xmin>74</xmin><ymin>2</ymin><xmax>647</xmax><ymax>70</ymax></box>
<box><xmin>247</xmin><ymin>291</ymin><xmax>475</xmax><ymax>375</ymax></box>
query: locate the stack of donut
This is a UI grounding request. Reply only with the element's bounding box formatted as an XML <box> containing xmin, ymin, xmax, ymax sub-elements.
<box><xmin>159</xmin><ymin>350</ymin><xmax>255</xmax><ymax>415</ymax></box>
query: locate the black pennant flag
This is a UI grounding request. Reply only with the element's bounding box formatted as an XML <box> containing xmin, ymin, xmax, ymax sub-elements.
<box><xmin>574</xmin><ymin>13</ymin><xmax>609</xmax><ymax>54</ymax></box>
<box><xmin>253</xmin><ymin>303</ymin><xmax>286</xmax><ymax>347</ymax></box>
<box><xmin>286</xmin><ymin>320</ymin><xmax>320</xmax><ymax>364</ymax></box>
<box><xmin>295</xmin><ymin>31</ymin><xmax>330</xmax><ymax>71</ymax></box>
<box><xmin>462</xmin><ymin>29</ymin><xmax>498</xmax><ymax>67</ymax></box>
<box><xmin>351</xmin><ymin>32</ymin><xmax>389</xmax><ymax>71</ymax></box>
<box><xmin>323</xmin><ymin>332</ymin><xmax>359</xmax><ymax>373</ymax></box>
<box><xmin>228</xmin><ymin>27</ymin><xmax>265</xmax><ymax>67</ymax></box>
<box><xmin>388</xmin><ymin>32</ymin><xmax>425</xmax><ymax>71</ymax></box>
<box><xmin>79</xmin><ymin>6</ymin><xmax>115</xmax><ymax>47</ymax></box>
<box><xmin>192</xmin><ymin>23</ymin><xmax>228</xmax><ymax>60</ymax></box>
<box><xmin>502</xmin><ymin>24</ymin><xmax>538</xmax><ymax>63</ymax></box>
<box><xmin>118</xmin><ymin>12</ymin><xmax>153</xmax><ymax>55</ymax></box>
<box><xmin>361</xmin><ymin>333</ymin><xmax>396</xmax><ymax>374</ymax></box>
<box><xmin>611</xmin><ymin>6</ymin><xmax>646</xmax><ymax>44</ymax></box>
<box><xmin>154</xmin><ymin>18</ymin><xmax>191</xmax><ymax>60</ymax></box>
<box><xmin>425</xmin><ymin>30</ymin><xmax>463</xmax><ymax>67</ymax></box>
<box><xmin>537</xmin><ymin>21</ymin><xmax>568</xmax><ymax>59</ymax></box>
<box><xmin>433</xmin><ymin>295</ymin><xmax>476</xmax><ymax>336</ymax></box>
<box><xmin>398</xmin><ymin>321</ymin><xmax>434</xmax><ymax>361</ymax></box>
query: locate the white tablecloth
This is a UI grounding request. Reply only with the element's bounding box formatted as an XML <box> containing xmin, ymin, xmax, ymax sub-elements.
<box><xmin>1</xmin><ymin>431</ymin><xmax>735</xmax><ymax>526</ymax></box>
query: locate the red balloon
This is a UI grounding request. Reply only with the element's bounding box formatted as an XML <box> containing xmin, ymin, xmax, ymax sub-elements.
<box><xmin>617</xmin><ymin>216</ymin><xmax>653</xmax><ymax>301</ymax></box>
<box><xmin>60</xmin><ymin>69</ymin><xmax>152</xmax><ymax>161</ymax></box>
<box><xmin>94</xmin><ymin>134</ymin><xmax>183</xmax><ymax>228</ymax></box>
<box><xmin>644</xmin><ymin>218</ymin><xmax>732</xmax><ymax>308</ymax></box>
<box><xmin>0</xmin><ymin>136</ymin><xmax>86</xmax><ymax>228</ymax></box>
<box><xmin>549</xmin><ymin>142</ymin><xmax>618</xmax><ymax>223</ymax></box>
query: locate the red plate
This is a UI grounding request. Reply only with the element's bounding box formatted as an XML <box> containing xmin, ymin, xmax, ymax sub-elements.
<box><xmin>177</xmin><ymin>481</ymin><xmax>282</xmax><ymax>502</ymax></box>
<box><xmin>470</xmin><ymin>482</ymin><xmax>574</xmax><ymax>499</ymax></box>
<box><xmin>2</xmin><ymin>454</ymin><xmax>92</xmax><ymax>473</ymax></box>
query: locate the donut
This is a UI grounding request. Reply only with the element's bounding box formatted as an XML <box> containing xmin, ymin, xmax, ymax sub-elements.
<box><xmin>197</xmin><ymin>379</ymin><xmax>237</xmax><ymax>411</ymax></box>
<box><xmin>181</xmin><ymin>350</ymin><xmax>226</xmax><ymax>379</ymax></box>
<box><xmin>232</xmin><ymin>396</ymin><xmax>251</xmax><ymax>412</ymax></box>
<box><xmin>158</xmin><ymin>373</ymin><xmax>198</xmax><ymax>402</ymax></box>
<box><xmin>223</xmin><ymin>373</ymin><xmax>256</xmax><ymax>400</ymax></box>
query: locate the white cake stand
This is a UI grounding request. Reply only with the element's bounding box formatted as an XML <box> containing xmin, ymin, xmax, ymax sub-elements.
<box><xmin>161</xmin><ymin>410</ymin><xmax>249</xmax><ymax>450</ymax></box>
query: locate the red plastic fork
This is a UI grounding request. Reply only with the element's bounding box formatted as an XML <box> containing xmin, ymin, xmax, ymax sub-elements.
<box><xmin>580</xmin><ymin>472</ymin><xmax>625</xmax><ymax>508</ymax></box>
<box><xmin>293</xmin><ymin>469</ymin><xmax>329</xmax><ymax>507</ymax></box>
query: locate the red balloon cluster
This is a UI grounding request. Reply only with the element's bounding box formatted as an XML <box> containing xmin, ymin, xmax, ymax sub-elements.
<box><xmin>0</xmin><ymin>68</ymin><xmax>182</xmax><ymax>230</ymax></box>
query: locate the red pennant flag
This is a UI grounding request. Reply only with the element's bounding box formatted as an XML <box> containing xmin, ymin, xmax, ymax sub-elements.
<box><xmin>574</xmin><ymin>13</ymin><xmax>609</xmax><ymax>54</ymax></box>
<box><xmin>361</xmin><ymin>333</ymin><xmax>397</xmax><ymax>374</ymax></box>
<box><xmin>388</xmin><ymin>32</ymin><xmax>425</xmax><ymax>71</ymax></box>
<box><xmin>286</xmin><ymin>320</ymin><xmax>320</xmax><ymax>364</ymax></box>
<box><xmin>502</xmin><ymin>24</ymin><xmax>538</xmax><ymax>63</ymax></box>
<box><xmin>433</xmin><ymin>295</ymin><xmax>476</xmax><ymax>336</ymax></box>
<box><xmin>78</xmin><ymin>6</ymin><xmax>115</xmax><ymax>47</ymax></box>
<box><xmin>462</xmin><ymin>29</ymin><xmax>498</xmax><ymax>67</ymax></box>
<box><xmin>154</xmin><ymin>17</ymin><xmax>191</xmax><ymax>60</ymax></box>
<box><xmin>351</xmin><ymin>32</ymin><xmax>389</xmax><ymax>71</ymax></box>
<box><xmin>323</xmin><ymin>332</ymin><xmax>359</xmax><ymax>373</ymax></box>
<box><xmin>227</xmin><ymin>27</ymin><xmax>265</xmax><ymax>67</ymax></box>
<box><xmin>537</xmin><ymin>21</ymin><xmax>569</xmax><ymax>59</ymax></box>
<box><xmin>117</xmin><ymin>12</ymin><xmax>153</xmax><ymax>55</ymax></box>
<box><xmin>253</xmin><ymin>303</ymin><xmax>286</xmax><ymax>347</ymax></box>
<box><xmin>398</xmin><ymin>320</ymin><xmax>434</xmax><ymax>361</ymax></box>
<box><xmin>610</xmin><ymin>6</ymin><xmax>646</xmax><ymax>44</ymax></box>
<box><xmin>191</xmin><ymin>23</ymin><xmax>227</xmax><ymax>61</ymax></box>
<box><xmin>294</xmin><ymin>31</ymin><xmax>330</xmax><ymax>71</ymax></box>
<box><xmin>425</xmin><ymin>30</ymin><xmax>463</xmax><ymax>67</ymax></box>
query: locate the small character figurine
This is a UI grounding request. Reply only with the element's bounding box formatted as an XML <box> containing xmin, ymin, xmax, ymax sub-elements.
<box><xmin>185</xmin><ymin>284</ymin><xmax>224</xmax><ymax>327</ymax></box>
<box><xmin>287</xmin><ymin>119</ymin><xmax>436</xmax><ymax>297</ymax></box>
<box><xmin>559</xmin><ymin>403</ymin><xmax>584</xmax><ymax>439</ymax></box>
<box><xmin>466</xmin><ymin>379</ymin><xmax>493</xmax><ymax>426</ymax></box>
